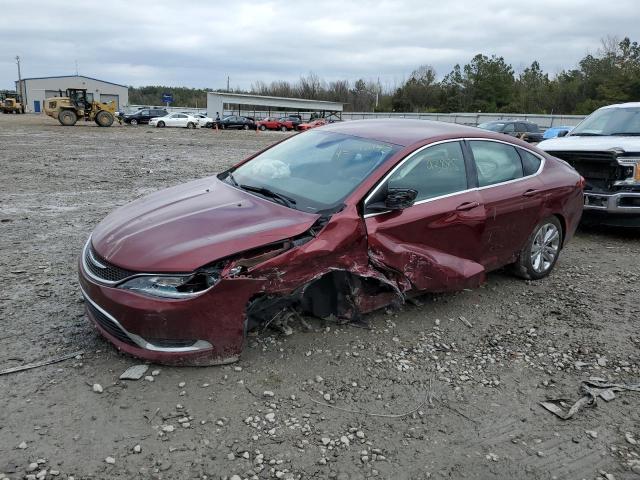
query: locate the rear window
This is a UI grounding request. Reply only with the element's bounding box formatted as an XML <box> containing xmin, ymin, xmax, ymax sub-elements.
<box><xmin>470</xmin><ymin>141</ymin><xmax>523</xmax><ymax>187</ymax></box>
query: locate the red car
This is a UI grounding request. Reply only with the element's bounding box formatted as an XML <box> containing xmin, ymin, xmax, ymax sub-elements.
<box><xmin>79</xmin><ymin>119</ymin><xmax>584</xmax><ymax>365</ymax></box>
<box><xmin>256</xmin><ymin>117</ymin><xmax>287</xmax><ymax>131</ymax></box>
<box><xmin>297</xmin><ymin>118</ymin><xmax>327</xmax><ymax>131</ymax></box>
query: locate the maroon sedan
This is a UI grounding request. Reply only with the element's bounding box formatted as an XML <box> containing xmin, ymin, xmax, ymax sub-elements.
<box><xmin>79</xmin><ymin>119</ymin><xmax>584</xmax><ymax>365</ymax></box>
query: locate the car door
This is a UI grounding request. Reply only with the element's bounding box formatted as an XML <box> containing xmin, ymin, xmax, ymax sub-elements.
<box><xmin>364</xmin><ymin>140</ymin><xmax>487</xmax><ymax>292</ymax></box>
<box><xmin>139</xmin><ymin>109</ymin><xmax>150</xmax><ymax>123</ymax></box>
<box><xmin>468</xmin><ymin>139</ymin><xmax>545</xmax><ymax>269</ymax></box>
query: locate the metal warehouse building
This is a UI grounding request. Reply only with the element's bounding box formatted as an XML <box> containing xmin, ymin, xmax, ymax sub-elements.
<box><xmin>15</xmin><ymin>75</ymin><xmax>128</xmax><ymax>113</ymax></box>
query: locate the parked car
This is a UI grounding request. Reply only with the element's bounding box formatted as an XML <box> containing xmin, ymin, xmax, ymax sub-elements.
<box><xmin>216</xmin><ymin>115</ymin><xmax>256</xmax><ymax>130</ymax></box>
<box><xmin>542</xmin><ymin>126</ymin><xmax>573</xmax><ymax>139</ymax></box>
<box><xmin>538</xmin><ymin>102</ymin><xmax>640</xmax><ymax>227</ymax></box>
<box><xmin>256</xmin><ymin>117</ymin><xmax>287</xmax><ymax>131</ymax></box>
<box><xmin>278</xmin><ymin>115</ymin><xmax>302</xmax><ymax>130</ymax></box>
<box><xmin>149</xmin><ymin>113</ymin><xmax>200</xmax><ymax>129</ymax></box>
<box><xmin>123</xmin><ymin>108</ymin><xmax>168</xmax><ymax>125</ymax></box>
<box><xmin>79</xmin><ymin>119</ymin><xmax>583</xmax><ymax>365</ymax></box>
<box><xmin>191</xmin><ymin>113</ymin><xmax>214</xmax><ymax>128</ymax></box>
<box><xmin>297</xmin><ymin>118</ymin><xmax>327</xmax><ymax>131</ymax></box>
<box><xmin>477</xmin><ymin>120</ymin><xmax>543</xmax><ymax>143</ymax></box>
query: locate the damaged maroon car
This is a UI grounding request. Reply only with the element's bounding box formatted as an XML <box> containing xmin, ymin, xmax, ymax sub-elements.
<box><xmin>79</xmin><ymin>119</ymin><xmax>584</xmax><ymax>365</ymax></box>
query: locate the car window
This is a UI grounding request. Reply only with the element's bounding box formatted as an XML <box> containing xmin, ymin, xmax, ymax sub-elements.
<box><xmin>470</xmin><ymin>141</ymin><xmax>524</xmax><ymax>187</ymax></box>
<box><xmin>386</xmin><ymin>142</ymin><xmax>468</xmax><ymax>202</ymax></box>
<box><xmin>519</xmin><ymin>149</ymin><xmax>542</xmax><ymax>176</ymax></box>
<box><xmin>502</xmin><ymin>123</ymin><xmax>515</xmax><ymax>133</ymax></box>
<box><xmin>175</xmin><ymin>114</ymin><xmax>187</xmax><ymax>118</ymax></box>
<box><xmin>140</xmin><ymin>110</ymin><xmax>149</xmax><ymax>115</ymax></box>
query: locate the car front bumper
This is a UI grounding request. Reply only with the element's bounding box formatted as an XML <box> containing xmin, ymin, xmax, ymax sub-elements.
<box><xmin>583</xmin><ymin>191</ymin><xmax>640</xmax><ymax>213</ymax></box>
<box><xmin>78</xmin><ymin>256</ymin><xmax>264</xmax><ymax>365</ymax></box>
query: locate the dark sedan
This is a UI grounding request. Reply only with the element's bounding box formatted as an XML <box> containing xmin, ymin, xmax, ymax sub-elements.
<box><xmin>477</xmin><ymin>120</ymin><xmax>543</xmax><ymax>143</ymax></box>
<box><xmin>216</xmin><ymin>115</ymin><xmax>256</xmax><ymax>130</ymax></box>
<box><xmin>79</xmin><ymin>119</ymin><xmax>584</xmax><ymax>365</ymax></box>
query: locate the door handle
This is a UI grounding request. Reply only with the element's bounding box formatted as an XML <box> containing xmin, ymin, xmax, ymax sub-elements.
<box><xmin>522</xmin><ymin>189</ymin><xmax>540</xmax><ymax>197</ymax></box>
<box><xmin>455</xmin><ymin>201</ymin><xmax>480</xmax><ymax>211</ymax></box>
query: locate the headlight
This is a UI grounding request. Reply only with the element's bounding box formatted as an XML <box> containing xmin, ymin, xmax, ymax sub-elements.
<box><xmin>119</xmin><ymin>273</ymin><xmax>218</xmax><ymax>299</ymax></box>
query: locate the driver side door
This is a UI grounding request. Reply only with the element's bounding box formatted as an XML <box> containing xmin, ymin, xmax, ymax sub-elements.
<box><xmin>364</xmin><ymin>140</ymin><xmax>487</xmax><ymax>292</ymax></box>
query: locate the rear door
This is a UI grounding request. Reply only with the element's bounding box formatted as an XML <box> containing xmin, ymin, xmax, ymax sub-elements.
<box><xmin>468</xmin><ymin>139</ymin><xmax>545</xmax><ymax>269</ymax></box>
<box><xmin>364</xmin><ymin>140</ymin><xmax>487</xmax><ymax>292</ymax></box>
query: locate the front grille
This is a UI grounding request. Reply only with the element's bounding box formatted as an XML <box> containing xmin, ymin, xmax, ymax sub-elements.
<box><xmin>548</xmin><ymin>150</ymin><xmax>623</xmax><ymax>191</ymax></box>
<box><xmin>84</xmin><ymin>243</ymin><xmax>137</xmax><ymax>283</ymax></box>
<box><xmin>86</xmin><ymin>302</ymin><xmax>137</xmax><ymax>347</ymax></box>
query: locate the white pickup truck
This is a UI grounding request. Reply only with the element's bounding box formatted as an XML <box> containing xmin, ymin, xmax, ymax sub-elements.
<box><xmin>537</xmin><ymin>102</ymin><xmax>640</xmax><ymax>227</ymax></box>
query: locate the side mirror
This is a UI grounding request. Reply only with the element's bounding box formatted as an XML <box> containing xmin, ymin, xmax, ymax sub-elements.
<box><xmin>557</xmin><ymin>130</ymin><xmax>568</xmax><ymax>137</ymax></box>
<box><xmin>368</xmin><ymin>188</ymin><xmax>418</xmax><ymax>212</ymax></box>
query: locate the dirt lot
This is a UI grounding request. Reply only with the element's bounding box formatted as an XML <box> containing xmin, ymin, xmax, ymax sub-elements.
<box><xmin>1</xmin><ymin>114</ymin><xmax>639</xmax><ymax>480</ymax></box>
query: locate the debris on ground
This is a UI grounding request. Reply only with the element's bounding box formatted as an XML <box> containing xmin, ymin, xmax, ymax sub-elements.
<box><xmin>119</xmin><ymin>364</ymin><xmax>149</xmax><ymax>380</ymax></box>
<box><xmin>0</xmin><ymin>350</ymin><xmax>84</xmax><ymax>376</ymax></box>
<box><xmin>540</xmin><ymin>379</ymin><xmax>640</xmax><ymax>420</ymax></box>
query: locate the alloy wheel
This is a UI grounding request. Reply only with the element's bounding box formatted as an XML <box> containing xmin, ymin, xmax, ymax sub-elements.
<box><xmin>530</xmin><ymin>223</ymin><xmax>560</xmax><ymax>273</ymax></box>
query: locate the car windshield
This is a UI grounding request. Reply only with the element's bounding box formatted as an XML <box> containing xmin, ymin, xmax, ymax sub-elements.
<box><xmin>225</xmin><ymin>131</ymin><xmax>401</xmax><ymax>213</ymax></box>
<box><xmin>477</xmin><ymin>122</ymin><xmax>504</xmax><ymax>132</ymax></box>
<box><xmin>570</xmin><ymin>107</ymin><xmax>640</xmax><ymax>136</ymax></box>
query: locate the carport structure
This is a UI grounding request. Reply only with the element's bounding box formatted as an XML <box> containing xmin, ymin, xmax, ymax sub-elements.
<box><xmin>206</xmin><ymin>92</ymin><xmax>344</xmax><ymax>120</ymax></box>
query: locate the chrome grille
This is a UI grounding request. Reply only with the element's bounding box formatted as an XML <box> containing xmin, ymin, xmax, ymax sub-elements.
<box><xmin>84</xmin><ymin>243</ymin><xmax>136</xmax><ymax>283</ymax></box>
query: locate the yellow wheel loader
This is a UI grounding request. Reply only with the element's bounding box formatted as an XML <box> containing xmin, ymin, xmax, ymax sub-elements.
<box><xmin>43</xmin><ymin>88</ymin><xmax>116</xmax><ymax>127</ymax></box>
<box><xmin>1</xmin><ymin>93</ymin><xmax>25</xmax><ymax>114</ymax></box>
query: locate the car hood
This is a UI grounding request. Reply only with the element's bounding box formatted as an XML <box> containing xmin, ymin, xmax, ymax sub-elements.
<box><xmin>91</xmin><ymin>177</ymin><xmax>320</xmax><ymax>272</ymax></box>
<box><xmin>538</xmin><ymin>135</ymin><xmax>640</xmax><ymax>153</ymax></box>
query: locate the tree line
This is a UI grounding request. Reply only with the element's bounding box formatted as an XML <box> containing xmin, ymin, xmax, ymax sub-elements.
<box><xmin>128</xmin><ymin>36</ymin><xmax>639</xmax><ymax>115</ymax></box>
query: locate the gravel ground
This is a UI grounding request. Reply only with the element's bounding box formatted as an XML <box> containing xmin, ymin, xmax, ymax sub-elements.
<box><xmin>1</xmin><ymin>114</ymin><xmax>639</xmax><ymax>480</ymax></box>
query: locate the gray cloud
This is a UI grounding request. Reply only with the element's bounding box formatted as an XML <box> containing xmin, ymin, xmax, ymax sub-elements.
<box><xmin>1</xmin><ymin>0</ymin><xmax>638</xmax><ymax>91</ymax></box>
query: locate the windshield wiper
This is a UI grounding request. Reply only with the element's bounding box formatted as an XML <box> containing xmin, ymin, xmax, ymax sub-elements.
<box><xmin>239</xmin><ymin>184</ymin><xmax>297</xmax><ymax>209</ymax></box>
<box><xmin>610</xmin><ymin>132</ymin><xmax>640</xmax><ymax>136</ymax></box>
<box><xmin>569</xmin><ymin>133</ymin><xmax>605</xmax><ymax>136</ymax></box>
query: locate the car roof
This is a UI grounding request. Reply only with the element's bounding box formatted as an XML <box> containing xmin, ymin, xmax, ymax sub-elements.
<box><xmin>320</xmin><ymin>119</ymin><xmax>497</xmax><ymax>147</ymax></box>
<box><xmin>599</xmin><ymin>102</ymin><xmax>640</xmax><ymax>110</ymax></box>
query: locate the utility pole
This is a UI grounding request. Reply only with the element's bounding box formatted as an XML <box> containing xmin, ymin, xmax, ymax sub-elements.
<box><xmin>16</xmin><ymin>55</ymin><xmax>23</xmax><ymax>105</ymax></box>
<box><xmin>227</xmin><ymin>76</ymin><xmax>230</xmax><ymax>92</ymax></box>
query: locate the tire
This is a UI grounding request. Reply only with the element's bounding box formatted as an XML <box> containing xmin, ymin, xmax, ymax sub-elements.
<box><xmin>130</xmin><ymin>118</ymin><xmax>138</xmax><ymax>125</ymax></box>
<box><xmin>243</xmin><ymin>124</ymin><xmax>250</xmax><ymax>130</ymax></box>
<box><xmin>95</xmin><ymin>110</ymin><xmax>114</xmax><ymax>127</ymax></box>
<box><xmin>58</xmin><ymin>110</ymin><xmax>77</xmax><ymax>126</ymax></box>
<box><xmin>280</xmin><ymin>125</ymin><xmax>287</xmax><ymax>132</ymax></box>
<box><xmin>513</xmin><ymin>216</ymin><xmax>563</xmax><ymax>280</ymax></box>
<box><xmin>259</xmin><ymin>125</ymin><xmax>267</xmax><ymax>131</ymax></box>
<box><xmin>187</xmin><ymin>122</ymin><xmax>195</xmax><ymax>129</ymax></box>
<box><xmin>157</xmin><ymin>121</ymin><xmax>165</xmax><ymax>128</ymax></box>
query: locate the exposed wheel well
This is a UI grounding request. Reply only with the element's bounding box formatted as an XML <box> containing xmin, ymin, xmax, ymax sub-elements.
<box><xmin>552</xmin><ymin>213</ymin><xmax>567</xmax><ymax>248</ymax></box>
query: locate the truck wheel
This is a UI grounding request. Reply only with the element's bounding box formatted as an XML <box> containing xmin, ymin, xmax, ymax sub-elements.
<box><xmin>512</xmin><ymin>216</ymin><xmax>563</xmax><ymax>280</ymax></box>
<box><xmin>95</xmin><ymin>111</ymin><xmax>114</xmax><ymax>127</ymax></box>
<box><xmin>58</xmin><ymin>110</ymin><xmax>77</xmax><ymax>126</ymax></box>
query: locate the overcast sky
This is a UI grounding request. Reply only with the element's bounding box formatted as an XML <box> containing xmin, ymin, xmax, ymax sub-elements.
<box><xmin>1</xmin><ymin>0</ymin><xmax>638</xmax><ymax>91</ymax></box>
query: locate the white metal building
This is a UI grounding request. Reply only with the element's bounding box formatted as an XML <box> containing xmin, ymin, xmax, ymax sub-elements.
<box><xmin>207</xmin><ymin>92</ymin><xmax>344</xmax><ymax>119</ymax></box>
<box><xmin>15</xmin><ymin>75</ymin><xmax>129</xmax><ymax>113</ymax></box>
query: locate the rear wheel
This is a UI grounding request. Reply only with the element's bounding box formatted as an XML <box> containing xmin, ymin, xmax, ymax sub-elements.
<box><xmin>259</xmin><ymin>125</ymin><xmax>267</xmax><ymax>131</ymax></box>
<box><xmin>187</xmin><ymin>122</ymin><xmax>195</xmax><ymax>129</ymax></box>
<box><xmin>513</xmin><ymin>216</ymin><xmax>563</xmax><ymax>280</ymax></box>
<box><xmin>130</xmin><ymin>118</ymin><xmax>138</xmax><ymax>125</ymax></box>
<box><xmin>95</xmin><ymin>110</ymin><xmax>114</xmax><ymax>127</ymax></box>
<box><xmin>280</xmin><ymin>125</ymin><xmax>287</xmax><ymax>132</ymax></box>
<box><xmin>157</xmin><ymin>121</ymin><xmax>165</xmax><ymax>128</ymax></box>
<box><xmin>243</xmin><ymin>124</ymin><xmax>250</xmax><ymax>130</ymax></box>
<box><xmin>58</xmin><ymin>110</ymin><xmax>77</xmax><ymax>126</ymax></box>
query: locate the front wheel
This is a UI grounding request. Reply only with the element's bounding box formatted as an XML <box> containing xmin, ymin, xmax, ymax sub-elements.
<box><xmin>513</xmin><ymin>216</ymin><xmax>563</xmax><ymax>280</ymax></box>
<box><xmin>157</xmin><ymin>121</ymin><xmax>165</xmax><ymax>128</ymax></box>
<box><xmin>243</xmin><ymin>124</ymin><xmax>250</xmax><ymax>130</ymax></box>
<box><xmin>130</xmin><ymin>118</ymin><xmax>138</xmax><ymax>125</ymax></box>
<box><xmin>95</xmin><ymin>110</ymin><xmax>114</xmax><ymax>127</ymax></box>
<box><xmin>259</xmin><ymin>125</ymin><xmax>267</xmax><ymax>131</ymax></box>
<box><xmin>280</xmin><ymin>125</ymin><xmax>287</xmax><ymax>131</ymax></box>
<box><xmin>187</xmin><ymin>122</ymin><xmax>195</xmax><ymax>129</ymax></box>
